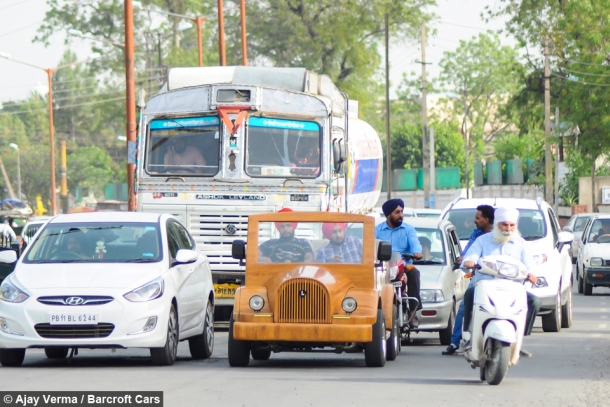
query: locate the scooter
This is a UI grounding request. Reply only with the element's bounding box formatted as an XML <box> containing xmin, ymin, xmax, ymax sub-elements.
<box><xmin>389</xmin><ymin>253</ymin><xmax>420</xmax><ymax>345</ymax></box>
<box><xmin>462</xmin><ymin>255</ymin><xmax>529</xmax><ymax>385</ymax></box>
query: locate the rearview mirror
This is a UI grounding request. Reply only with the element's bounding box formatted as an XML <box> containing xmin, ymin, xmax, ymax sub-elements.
<box><xmin>174</xmin><ymin>249</ymin><xmax>198</xmax><ymax>265</ymax></box>
<box><xmin>558</xmin><ymin>231</ymin><xmax>574</xmax><ymax>244</ymax></box>
<box><xmin>0</xmin><ymin>249</ymin><xmax>17</xmax><ymax>264</ymax></box>
<box><xmin>563</xmin><ymin>225</ymin><xmax>573</xmax><ymax>233</ymax></box>
<box><xmin>332</xmin><ymin>139</ymin><xmax>347</xmax><ymax>175</ymax></box>
<box><xmin>232</xmin><ymin>240</ymin><xmax>246</xmax><ymax>260</ymax></box>
<box><xmin>377</xmin><ymin>241</ymin><xmax>392</xmax><ymax>262</ymax></box>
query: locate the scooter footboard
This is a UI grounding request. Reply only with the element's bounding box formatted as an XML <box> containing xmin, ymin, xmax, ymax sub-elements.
<box><xmin>484</xmin><ymin>319</ymin><xmax>517</xmax><ymax>344</ymax></box>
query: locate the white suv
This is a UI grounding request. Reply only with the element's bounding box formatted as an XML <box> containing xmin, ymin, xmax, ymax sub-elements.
<box><xmin>440</xmin><ymin>197</ymin><xmax>574</xmax><ymax>332</ymax></box>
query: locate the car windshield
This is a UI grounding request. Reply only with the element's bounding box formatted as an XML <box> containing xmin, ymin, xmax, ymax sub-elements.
<box><xmin>258</xmin><ymin>221</ymin><xmax>363</xmax><ymax>264</ymax></box>
<box><xmin>246</xmin><ymin>117</ymin><xmax>321</xmax><ymax>178</ymax></box>
<box><xmin>574</xmin><ymin>216</ymin><xmax>591</xmax><ymax>232</ymax></box>
<box><xmin>416</xmin><ymin>213</ymin><xmax>441</xmax><ymax>219</ymax></box>
<box><xmin>445</xmin><ymin>208</ymin><xmax>547</xmax><ymax>241</ymax></box>
<box><xmin>588</xmin><ymin>219</ymin><xmax>610</xmax><ymax>243</ymax></box>
<box><xmin>414</xmin><ymin>228</ymin><xmax>446</xmax><ymax>265</ymax></box>
<box><xmin>146</xmin><ymin>116</ymin><xmax>220</xmax><ymax>176</ymax></box>
<box><xmin>24</xmin><ymin>223</ymin><xmax>162</xmax><ymax>263</ymax></box>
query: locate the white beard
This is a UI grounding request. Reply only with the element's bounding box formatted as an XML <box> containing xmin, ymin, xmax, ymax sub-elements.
<box><xmin>492</xmin><ymin>223</ymin><xmax>521</xmax><ymax>245</ymax></box>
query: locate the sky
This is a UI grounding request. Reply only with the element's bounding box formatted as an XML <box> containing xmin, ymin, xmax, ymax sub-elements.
<box><xmin>0</xmin><ymin>0</ymin><xmax>514</xmax><ymax>105</ymax></box>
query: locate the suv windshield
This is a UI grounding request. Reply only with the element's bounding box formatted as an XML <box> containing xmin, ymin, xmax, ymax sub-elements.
<box><xmin>147</xmin><ymin>116</ymin><xmax>220</xmax><ymax>176</ymax></box>
<box><xmin>24</xmin><ymin>223</ymin><xmax>162</xmax><ymax>263</ymax></box>
<box><xmin>246</xmin><ymin>117</ymin><xmax>321</xmax><ymax>178</ymax></box>
<box><xmin>445</xmin><ymin>208</ymin><xmax>547</xmax><ymax>241</ymax></box>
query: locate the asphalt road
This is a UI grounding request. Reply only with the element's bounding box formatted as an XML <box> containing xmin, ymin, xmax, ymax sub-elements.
<box><xmin>2</xmin><ymin>272</ymin><xmax>610</xmax><ymax>407</ymax></box>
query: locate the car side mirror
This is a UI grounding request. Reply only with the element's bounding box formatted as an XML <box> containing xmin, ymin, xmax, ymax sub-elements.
<box><xmin>174</xmin><ymin>249</ymin><xmax>198</xmax><ymax>265</ymax></box>
<box><xmin>563</xmin><ymin>225</ymin><xmax>573</xmax><ymax>233</ymax></box>
<box><xmin>377</xmin><ymin>241</ymin><xmax>392</xmax><ymax>262</ymax></box>
<box><xmin>558</xmin><ymin>231</ymin><xmax>574</xmax><ymax>244</ymax></box>
<box><xmin>232</xmin><ymin>240</ymin><xmax>246</xmax><ymax>260</ymax></box>
<box><xmin>0</xmin><ymin>249</ymin><xmax>17</xmax><ymax>264</ymax></box>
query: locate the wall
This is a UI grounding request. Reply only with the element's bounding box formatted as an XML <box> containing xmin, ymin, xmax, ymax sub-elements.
<box><xmin>579</xmin><ymin>176</ymin><xmax>610</xmax><ymax>211</ymax></box>
<box><xmin>471</xmin><ymin>184</ymin><xmax>544</xmax><ymax>200</ymax></box>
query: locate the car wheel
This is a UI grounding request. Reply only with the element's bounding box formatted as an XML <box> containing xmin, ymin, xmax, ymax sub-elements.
<box><xmin>228</xmin><ymin>314</ymin><xmax>250</xmax><ymax>367</ymax></box>
<box><xmin>386</xmin><ymin>305</ymin><xmax>399</xmax><ymax>361</ymax></box>
<box><xmin>188</xmin><ymin>301</ymin><xmax>214</xmax><ymax>360</ymax></box>
<box><xmin>561</xmin><ymin>282</ymin><xmax>573</xmax><ymax>328</ymax></box>
<box><xmin>44</xmin><ymin>347</ymin><xmax>69</xmax><ymax>359</ymax></box>
<box><xmin>251</xmin><ymin>348</ymin><xmax>271</xmax><ymax>361</ymax></box>
<box><xmin>439</xmin><ymin>305</ymin><xmax>455</xmax><ymax>346</ymax></box>
<box><xmin>577</xmin><ymin>265</ymin><xmax>584</xmax><ymax>294</ymax></box>
<box><xmin>542</xmin><ymin>288</ymin><xmax>562</xmax><ymax>332</ymax></box>
<box><xmin>0</xmin><ymin>349</ymin><xmax>25</xmax><ymax>367</ymax></box>
<box><xmin>150</xmin><ymin>303</ymin><xmax>179</xmax><ymax>366</ymax></box>
<box><xmin>584</xmin><ymin>269</ymin><xmax>593</xmax><ymax>296</ymax></box>
<box><xmin>364</xmin><ymin>309</ymin><xmax>386</xmax><ymax>367</ymax></box>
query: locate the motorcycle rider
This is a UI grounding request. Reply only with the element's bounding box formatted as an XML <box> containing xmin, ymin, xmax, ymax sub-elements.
<box><xmin>375</xmin><ymin>198</ymin><xmax>423</xmax><ymax>327</ymax></box>
<box><xmin>461</xmin><ymin>206</ymin><xmax>541</xmax><ymax>357</ymax></box>
<box><xmin>443</xmin><ymin>204</ymin><xmax>495</xmax><ymax>355</ymax></box>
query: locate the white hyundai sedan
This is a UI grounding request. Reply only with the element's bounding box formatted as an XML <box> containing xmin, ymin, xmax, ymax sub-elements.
<box><xmin>0</xmin><ymin>212</ymin><xmax>215</xmax><ymax>367</ymax></box>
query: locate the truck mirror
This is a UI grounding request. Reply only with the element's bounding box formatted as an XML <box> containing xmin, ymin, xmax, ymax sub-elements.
<box><xmin>232</xmin><ymin>240</ymin><xmax>246</xmax><ymax>260</ymax></box>
<box><xmin>333</xmin><ymin>139</ymin><xmax>347</xmax><ymax>175</ymax></box>
<box><xmin>377</xmin><ymin>241</ymin><xmax>392</xmax><ymax>262</ymax></box>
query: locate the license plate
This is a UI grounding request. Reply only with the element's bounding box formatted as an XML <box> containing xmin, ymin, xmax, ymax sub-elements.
<box><xmin>49</xmin><ymin>313</ymin><xmax>99</xmax><ymax>325</ymax></box>
<box><xmin>393</xmin><ymin>281</ymin><xmax>403</xmax><ymax>287</ymax></box>
<box><xmin>214</xmin><ymin>283</ymin><xmax>240</xmax><ymax>299</ymax></box>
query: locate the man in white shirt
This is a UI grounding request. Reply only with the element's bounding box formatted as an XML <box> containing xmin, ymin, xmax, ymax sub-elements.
<box><xmin>0</xmin><ymin>216</ymin><xmax>16</xmax><ymax>246</ymax></box>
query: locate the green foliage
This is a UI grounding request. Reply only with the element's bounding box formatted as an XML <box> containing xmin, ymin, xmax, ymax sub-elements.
<box><xmin>66</xmin><ymin>146</ymin><xmax>121</xmax><ymax>197</ymax></box>
<box><xmin>493</xmin><ymin>130</ymin><xmax>544</xmax><ymax>162</ymax></box>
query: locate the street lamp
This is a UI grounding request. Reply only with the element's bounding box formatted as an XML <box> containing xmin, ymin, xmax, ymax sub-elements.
<box><xmin>8</xmin><ymin>143</ymin><xmax>21</xmax><ymax>201</ymax></box>
<box><xmin>446</xmin><ymin>92</ymin><xmax>471</xmax><ymax>198</ymax></box>
<box><xmin>0</xmin><ymin>52</ymin><xmax>100</xmax><ymax>214</ymax></box>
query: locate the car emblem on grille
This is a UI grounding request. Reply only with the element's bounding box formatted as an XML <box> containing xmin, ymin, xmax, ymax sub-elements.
<box><xmin>225</xmin><ymin>224</ymin><xmax>237</xmax><ymax>235</ymax></box>
<box><xmin>65</xmin><ymin>297</ymin><xmax>85</xmax><ymax>306</ymax></box>
<box><xmin>299</xmin><ymin>290</ymin><xmax>307</xmax><ymax>298</ymax></box>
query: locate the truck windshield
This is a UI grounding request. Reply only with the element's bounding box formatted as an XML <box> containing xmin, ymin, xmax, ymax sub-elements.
<box><xmin>146</xmin><ymin>116</ymin><xmax>220</xmax><ymax>176</ymax></box>
<box><xmin>246</xmin><ymin>117</ymin><xmax>321</xmax><ymax>178</ymax></box>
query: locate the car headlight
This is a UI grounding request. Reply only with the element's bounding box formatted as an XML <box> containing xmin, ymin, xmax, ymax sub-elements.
<box><xmin>533</xmin><ymin>254</ymin><xmax>548</xmax><ymax>264</ymax></box>
<box><xmin>533</xmin><ymin>277</ymin><xmax>548</xmax><ymax>288</ymax></box>
<box><xmin>342</xmin><ymin>297</ymin><xmax>358</xmax><ymax>313</ymax></box>
<box><xmin>123</xmin><ymin>277</ymin><xmax>164</xmax><ymax>302</ymax></box>
<box><xmin>0</xmin><ymin>276</ymin><xmax>29</xmax><ymax>303</ymax></box>
<box><xmin>420</xmin><ymin>289</ymin><xmax>444</xmax><ymax>303</ymax></box>
<box><xmin>249</xmin><ymin>295</ymin><xmax>265</xmax><ymax>311</ymax></box>
<box><xmin>590</xmin><ymin>257</ymin><xmax>603</xmax><ymax>267</ymax></box>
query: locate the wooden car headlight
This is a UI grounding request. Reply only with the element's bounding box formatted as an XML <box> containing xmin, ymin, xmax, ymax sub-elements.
<box><xmin>249</xmin><ymin>295</ymin><xmax>265</xmax><ymax>311</ymax></box>
<box><xmin>341</xmin><ymin>297</ymin><xmax>358</xmax><ymax>313</ymax></box>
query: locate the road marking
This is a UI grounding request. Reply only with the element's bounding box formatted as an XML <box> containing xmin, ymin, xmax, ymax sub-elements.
<box><xmin>592</xmin><ymin>334</ymin><xmax>602</xmax><ymax>338</ymax></box>
<box><xmin>602</xmin><ymin>308</ymin><xmax>608</xmax><ymax>312</ymax></box>
<box><xmin>601</xmin><ymin>315</ymin><xmax>608</xmax><ymax>319</ymax></box>
<box><xmin>599</xmin><ymin>324</ymin><xmax>607</xmax><ymax>329</ymax></box>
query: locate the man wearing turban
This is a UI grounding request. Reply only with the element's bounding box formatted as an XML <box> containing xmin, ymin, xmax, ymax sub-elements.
<box><xmin>258</xmin><ymin>208</ymin><xmax>314</xmax><ymax>263</ymax></box>
<box><xmin>315</xmin><ymin>222</ymin><xmax>363</xmax><ymax>263</ymax></box>
<box><xmin>375</xmin><ymin>198</ymin><xmax>424</xmax><ymax>327</ymax></box>
<box><xmin>461</xmin><ymin>206</ymin><xmax>541</xmax><ymax>357</ymax></box>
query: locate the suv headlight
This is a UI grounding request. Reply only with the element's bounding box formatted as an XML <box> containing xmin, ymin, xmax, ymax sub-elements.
<box><xmin>420</xmin><ymin>289</ymin><xmax>444</xmax><ymax>303</ymax></box>
<box><xmin>124</xmin><ymin>277</ymin><xmax>164</xmax><ymax>302</ymax></box>
<box><xmin>0</xmin><ymin>276</ymin><xmax>29</xmax><ymax>303</ymax></box>
<box><xmin>590</xmin><ymin>257</ymin><xmax>603</xmax><ymax>267</ymax></box>
<box><xmin>533</xmin><ymin>254</ymin><xmax>548</xmax><ymax>264</ymax></box>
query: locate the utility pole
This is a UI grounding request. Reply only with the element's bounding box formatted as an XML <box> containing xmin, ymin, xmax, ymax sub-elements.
<box><xmin>218</xmin><ymin>0</ymin><xmax>227</xmax><ymax>66</ymax></box>
<box><xmin>384</xmin><ymin>13</ymin><xmax>391</xmax><ymax>201</ymax></box>
<box><xmin>60</xmin><ymin>140</ymin><xmax>68</xmax><ymax>213</ymax></box>
<box><xmin>421</xmin><ymin>25</ymin><xmax>430</xmax><ymax>208</ymax></box>
<box><xmin>125</xmin><ymin>0</ymin><xmax>137</xmax><ymax>211</ymax></box>
<box><xmin>430</xmin><ymin>127</ymin><xmax>436</xmax><ymax>208</ymax></box>
<box><xmin>240</xmin><ymin>0</ymin><xmax>248</xmax><ymax>65</ymax></box>
<box><xmin>554</xmin><ymin>107</ymin><xmax>560</xmax><ymax>214</ymax></box>
<box><xmin>544</xmin><ymin>40</ymin><xmax>553</xmax><ymax>204</ymax></box>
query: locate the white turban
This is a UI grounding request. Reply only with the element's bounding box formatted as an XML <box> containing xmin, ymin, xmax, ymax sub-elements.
<box><xmin>495</xmin><ymin>207</ymin><xmax>519</xmax><ymax>224</ymax></box>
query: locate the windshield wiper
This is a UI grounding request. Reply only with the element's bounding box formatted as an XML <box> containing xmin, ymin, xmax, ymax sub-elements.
<box><xmin>124</xmin><ymin>259</ymin><xmax>158</xmax><ymax>263</ymax></box>
<box><xmin>522</xmin><ymin>235</ymin><xmax>544</xmax><ymax>241</ymax></box>
<box><xmin>414</xmin><ymin>259</ymin><xmax>444</xmax><ymax>265</ymax></box>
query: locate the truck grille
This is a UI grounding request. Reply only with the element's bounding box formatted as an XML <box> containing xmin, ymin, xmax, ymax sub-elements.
<box><xmin>34</xmin><ymin>323</ymin><xmax>115</xmax><ymax>338</ymax></box>
<box><xmin>277</xmin><ymin>278</ymin><xmax>330</xmax><ymax>324</ymax></box>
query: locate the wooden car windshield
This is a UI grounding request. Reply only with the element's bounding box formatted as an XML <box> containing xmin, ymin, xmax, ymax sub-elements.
<box><xmin>257</xmin><ymin>222</ymin><xmax>364</xmax><ymax>264</ymax></box>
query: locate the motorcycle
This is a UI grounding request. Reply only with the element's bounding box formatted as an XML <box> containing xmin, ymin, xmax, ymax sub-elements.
<box><xmin>461</xmin><ymin>255</ymin><xmax>529</xmax><ymax>385</ymax></box>
<box><xmin>389</xmin><ymin>253</ymin><xmax>420</xmax><ymax>345</ymax></box>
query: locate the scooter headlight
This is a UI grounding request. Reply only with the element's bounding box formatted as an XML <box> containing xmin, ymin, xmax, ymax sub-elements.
<box><xmin>533</xmin><ymin>277</ymin><xmax>548</xmax><ymax>288</ymax></box>
<box><xmin>497</xmin><ymin>262</ymin><xmax>519</xmax><ymax>278</ymax></box>
<box><xmin>342</xmin><ymin>297</ymin><xmax>358</xmax><ymax>313</ymax></box>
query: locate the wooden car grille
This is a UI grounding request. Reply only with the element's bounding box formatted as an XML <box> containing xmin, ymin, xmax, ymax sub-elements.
<box><xmin>277</xmin><ymin>278</ymin><xmax>331</xmax><ymax>324</ymax></box>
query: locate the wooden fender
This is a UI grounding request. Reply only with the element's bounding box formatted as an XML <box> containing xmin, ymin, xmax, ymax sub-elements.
<box><xmin>380</xmin><ymin>284</ymin><xmax>396</xmax><ymax>329</ymax></box>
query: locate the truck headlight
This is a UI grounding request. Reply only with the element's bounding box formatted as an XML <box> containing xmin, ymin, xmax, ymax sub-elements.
<box><xmin>590</xmin><ymin>257</ymin><xmax>603</xmax><ymax>267</ymax></box>
<box><xmin>0</xmin><ymin>276</ymin><xmax>29</xmax><ymax>303</ymax></box>
<box><xmin>420</xmin><ymin>289</ymin><xmax>444</xmax><ymax>303</ymax></box>
<box><xmin>342</xmin><ymin>297</ymin><xmax>357</xmax><ymax>313</ymax></box>
<box><xmin>249</xmin><ymin>295</ymin><xmax>265</xmax><ymax>311</ymax></box>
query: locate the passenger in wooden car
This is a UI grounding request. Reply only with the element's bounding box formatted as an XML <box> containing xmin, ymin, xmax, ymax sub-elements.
<box><xmin>315</xmin><ymin>222</ymin><xmax>363</xmax><ymax>263</ymax></box>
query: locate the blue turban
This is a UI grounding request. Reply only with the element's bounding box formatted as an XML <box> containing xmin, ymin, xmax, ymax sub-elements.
<box><xmin>382</xmin><ymin>198</ymin><xmax>404</xmax><ymax>217</ymax></box>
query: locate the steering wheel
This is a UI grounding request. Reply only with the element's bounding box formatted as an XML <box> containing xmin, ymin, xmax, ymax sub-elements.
<box><xmin>157</xmin><ymin>166</ymin><xmax>198</xmax><ymax>174</ymax></box>
<box><xmin>270</xmin><ymin>243</ymin><xmax>306</xmax><ymax>263</ymax></box>
<box><xmin>597</xmin><ymin>234</ymin><xmax>610</xmax><ymax>243</ymax></box>
<box><xmin>51</xmin><ymin>251</ymin><xmax>83</xmax><ymax>260</ymax></box>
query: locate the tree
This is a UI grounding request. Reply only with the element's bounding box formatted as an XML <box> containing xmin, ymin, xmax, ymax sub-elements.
<box><xmin>66</xmin><ymin>146</ymin><xmax>121</xmax><ymax>197</ymax></box>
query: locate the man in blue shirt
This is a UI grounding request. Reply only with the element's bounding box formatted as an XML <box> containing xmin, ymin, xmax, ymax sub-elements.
<box><xmin>375</xmin><ymin>198</ymin><xmax>423</xmax><ymax>326</ymax></box>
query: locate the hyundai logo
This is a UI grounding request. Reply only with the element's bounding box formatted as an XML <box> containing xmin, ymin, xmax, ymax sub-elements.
<box><xmin>225</xmin><ymin>224</ymin><xmax>237</xmax><ymax>235</ymax></box>
<box><xmin>65</xmin><ymin>297</ymin><xmax>85</xmax><ymax>306</ymax></box>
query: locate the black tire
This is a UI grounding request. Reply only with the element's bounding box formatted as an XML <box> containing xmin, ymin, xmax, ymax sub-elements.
<box><xmin>439</xmin><ymin>305</ymin><xmax>455</xmax><ymax>346</ymax></box>
<box><xmin>561</xmin><ymin>283</ymin><xmax>573</xmax><ymax>328</ymax></box>
<box><xmin>571</xmin><ymin>256</ymin><xmax>576</xmax><ymax>265</ymax></box>
<box><xmin>44</xmin><ymin>347</ymin><xmax>69</xmax><ymax>359</ymax></box>
<box><xmin>542</xmin><ymin>289</ymin><xmax>562</xmax><ymax>333</ymax></box>
<box><xmin>584</xmin><ymin>270</ymin><xmax>593</xmax><ymax>296</ymax></box>
<box><xmin>577</xmin><ymin>265</ymin><xmax>584</xmax><ymax>294</ymax></box>
<box><xmin>228</xmin><ymin>314</ymin><xmax>250</xmax><ymax>367</ymax></box>
<box><xmin>485</xmin><ymin>339</ymin><xmax>510</xmax><ymax>385</ymax></box>
<box><xmin>150</xmin><ymin>303</ymin><xmax>179</xmax><ymax>366</ymax></box>
<box><xmin>251</xmin><ymin>348</ymin><xmax>271</xmax><ymax>361</ymax></box>
<box><xmin>189</xmin><ymin>301</ymin><xmax>214</xmax><ymax>359</ymax></box>
<box><xmin>364</xmin><ymin>309</ymin><xmax>386</xmax><ymax>367</ymax></box>
<box><xmin>479</xmin><ymin>364</ymin><xmax>486</xmax><ymax>381</ymax></box>
<box><xmin>0</xmin><ymin>349</ymin><xmax>25</xmax><ymax>367</ymax></box>
<box><xmin>386</xmin><ymin>305</ymin><xmax>398</xmax><ymax>361</ymax></box>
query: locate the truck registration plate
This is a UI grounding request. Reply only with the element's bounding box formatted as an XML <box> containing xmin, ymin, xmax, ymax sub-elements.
<box><xmin>214</xmin><ymin>283</ymin><xmax>240</xmax><ymax>298</ymax></box>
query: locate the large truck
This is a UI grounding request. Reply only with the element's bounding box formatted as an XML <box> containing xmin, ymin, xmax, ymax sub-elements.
<box><xmin>136</xmin><ymin>66</ymin><xmax>382</xmax><ymax>325</ymax></box>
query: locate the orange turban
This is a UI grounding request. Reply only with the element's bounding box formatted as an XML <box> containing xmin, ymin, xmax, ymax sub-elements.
<box><xmin>322</xmin><ymin>222</ymin><xmax>346</xmax><ymax>239</ymax></box>
<box><xmin>274</xmin><ymin>208</ymin><xmax>298</xmax><ymax>231</ymax></box>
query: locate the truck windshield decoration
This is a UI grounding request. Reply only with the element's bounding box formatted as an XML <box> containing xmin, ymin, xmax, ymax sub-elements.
<box><xmin>246</xmin><ymin>117</ymin><xmax>321</xmax><ymax>178</ymax></box>
<box><xmin>147</xmin><ymin>116</ymin><xmax>220</xmax><ymax>176</ymax></box>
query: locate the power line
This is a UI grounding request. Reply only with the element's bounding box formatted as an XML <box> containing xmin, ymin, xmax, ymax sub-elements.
<box><xmin>0</xmin><ymin>96</ymin><xmax>127</xmax><ymax>116</ymax></box>
<box><xmin>439</xmin><ymin>21</ymin><xmax>492</xmax><ymax>32</ymax></box>
<box><xmin>560</xmin><ymin>67</ymin><xmax>610</xmax><ymax>78</ymax></box>
<box><xmin>0</xmin><ymin>19</ymin><xmax>44</xmax><ymax>39</ymax></box>
<box><xmin>0</xmin><ymin>0</ymin><xmax>36</xmax><ymax>12</ymax></box>
<box><xmin>552</xmin><ymin>73</ymin><xmax>610</xmax><ymax>87</ymax></box>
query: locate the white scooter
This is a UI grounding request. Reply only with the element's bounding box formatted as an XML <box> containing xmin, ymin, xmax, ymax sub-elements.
<box><xmin>462</xmin><ymin>255</ymin><xmax>529</xmax><ymax>385</ymax></box>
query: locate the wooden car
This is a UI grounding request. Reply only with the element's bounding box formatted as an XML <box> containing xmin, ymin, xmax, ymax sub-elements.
<box><xmin>228</xmin><ymin>212</ymin><xmax>397</xmax><ymax>367</ymax></box>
